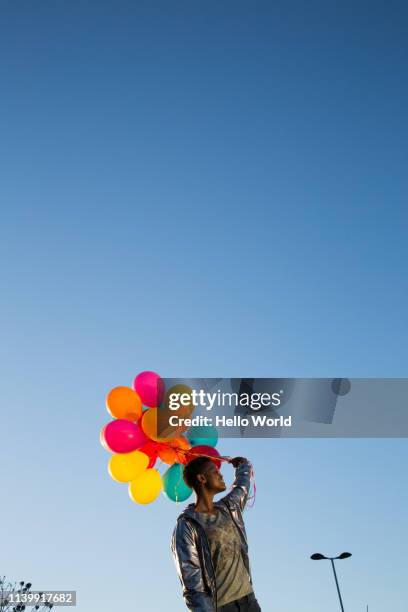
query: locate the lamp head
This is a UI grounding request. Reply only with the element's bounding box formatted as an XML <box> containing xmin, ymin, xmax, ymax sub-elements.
<box><xmin>337</xmin><ymin>552</ymin><xmax>352</xmax><ymax>560</ymax></box>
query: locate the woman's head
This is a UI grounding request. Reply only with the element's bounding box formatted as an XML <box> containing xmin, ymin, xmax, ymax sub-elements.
<box><xmin>183</xmin><ymin>457</ymin><xmax>226</xmax><ymax>494</ymax></box>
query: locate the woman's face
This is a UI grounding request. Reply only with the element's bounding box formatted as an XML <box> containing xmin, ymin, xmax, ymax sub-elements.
<box><xmin>200</xmin><ymin>460</ymin><xmax>226</xmax><ymax>493</ymax></box>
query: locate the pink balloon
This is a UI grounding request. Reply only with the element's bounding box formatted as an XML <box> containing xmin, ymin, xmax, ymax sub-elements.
<box><xmin>133</xmin><ymin>371</ymin><xmax>164</xmax><ymax>408</ymax></box>
<box><xmin>100</xmin><ymin>424</ymin><xmax>110</xmax><ymax>452</ymax></box>
<box><xmin>100</xmin><ymin>419</ymin><xmax>148</xmax><ymax>453</ymax></box>
<box><xmin>187</xmin><ymin>445</ymin><xmax>221</xmax><ymax>469</ymax></box>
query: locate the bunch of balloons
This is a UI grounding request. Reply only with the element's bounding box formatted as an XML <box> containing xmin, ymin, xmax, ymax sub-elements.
<box><xmin>100</xmin><ymin>371</ymin><xmax>221</xmax><ymax>505</ymax></box>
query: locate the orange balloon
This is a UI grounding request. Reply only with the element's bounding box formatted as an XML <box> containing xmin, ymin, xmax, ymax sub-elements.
<box><xmin>169</xmin><ymin>436</ymin><xmax>190</xmax><ymax>449</ymax></box>
<box><xmin>141</xmin><ymin>407</ymin><xmax>183</xmax><ymax>442</ymax></box>
<box><xmin>156</xmin><ymin>437</ymin><xmax>191</xmax><ymax>465</ymax></box>
<box><xmin>106</xmin><ymin>387</ymin><xmax>142</xmax><ymax>421</ymax></box>
<box><xmin>141</xmin><ymin>408</ymin><xmax>159</xmax><ymax>441</ymax></box>
<box><xmin>158</xmin><ymin>445</ymin><xmax>177</xmax><ymax>464</ymax></box>
<box><xmin>170</xmin><ymin>436</ymin><xmax>191</xmax><ymax>464</ymax></box>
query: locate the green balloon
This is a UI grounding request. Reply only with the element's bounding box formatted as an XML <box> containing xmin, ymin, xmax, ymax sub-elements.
<box><xmin>187</xmin><ymin>425</ymin><xmax>218</xmax><ymax>448</ymax></box>
<box><xmin>163</xmin><ymin>463</ymin><xmax>193</xmax><ymax>502</ymax></box>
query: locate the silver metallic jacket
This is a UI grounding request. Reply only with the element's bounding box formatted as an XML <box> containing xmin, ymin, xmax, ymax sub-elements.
<box><xmin>171</xmin><ymin>460</ymin><xmax>253</xmax><ymax>612</ymax></box>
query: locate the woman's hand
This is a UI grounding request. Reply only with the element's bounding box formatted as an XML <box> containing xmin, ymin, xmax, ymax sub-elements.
<box><xmin>229</xmin><ymin>456</ymin><xmax>248</xmax><ymax>467</ymax></box>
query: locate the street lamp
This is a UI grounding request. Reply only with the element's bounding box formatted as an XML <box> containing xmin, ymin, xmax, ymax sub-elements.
<box><xmin>310</xmin><ymin>552</ymin><xmax>352</xmax><ymax>612</ymax></box>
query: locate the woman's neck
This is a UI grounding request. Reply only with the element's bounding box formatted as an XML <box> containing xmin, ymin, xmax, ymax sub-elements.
<box><xmin>194</xmin><ymin>491</ymin><xmax>215</xmax><ymax>513</ymax></box>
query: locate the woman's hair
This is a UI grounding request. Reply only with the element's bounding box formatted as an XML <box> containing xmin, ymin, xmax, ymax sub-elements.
<box><xmin>183</xmin><ymin>456</ymin><xmax>213</xmax><ymax>490</ymax></box>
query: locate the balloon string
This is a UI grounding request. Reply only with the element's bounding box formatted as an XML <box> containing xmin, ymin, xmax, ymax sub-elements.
<box><xmin>170</xmin><ymin>445</ymin><xmax>232</xmax><ymax>464</ymax></box>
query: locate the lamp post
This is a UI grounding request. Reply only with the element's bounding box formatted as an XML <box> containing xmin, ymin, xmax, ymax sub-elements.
<box><xmin>310</xmin><ymin>552</ymin><xmax>352</xmax><ymax>612</ymax></box>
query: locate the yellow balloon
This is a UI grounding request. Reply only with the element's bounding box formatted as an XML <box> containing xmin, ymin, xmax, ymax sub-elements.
<box><xmin>128</xmin><ymin>468</ymin><xmax>162</xmax><ymax>505</ymax></box>
<box><xmin>108</xmin><ymin>450</ymin><xmax>149</xmax><ymax>483</ymax></box>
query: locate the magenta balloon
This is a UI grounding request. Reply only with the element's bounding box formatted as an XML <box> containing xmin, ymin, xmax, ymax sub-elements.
<box><xmin>101</xmin><ymin>420</ymin><xmax>148</xmax><ymax>453</ymax></box>
<box><xmin>133</xmin><ymin>370</ymin><xmax>164</xmax><ymax>408</ymax></box>
<box><xmin>188</xmin><ymin>445</ymin><xmax>222</xmax><ymax>469</ymax></box>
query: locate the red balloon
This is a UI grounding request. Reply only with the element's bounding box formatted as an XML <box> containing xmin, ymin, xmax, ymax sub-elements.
<box><xmin>186</xmin><ymin>445</ymin><xmax>221</xmax><ymax>469</ymax></box>
<box><xmin>139</xmin><ymin>440</ymin><xmax>160</xmax><ymax>468</ymax></box>
<box><xmin>147</xmin><ymin>455</ymin><xmax>157</xmax><ymax>468</ymax></box>
<box><xmin>100</xmin><ymin>420</ymin><xmax>148</xmax><ymax>454</ymax></box>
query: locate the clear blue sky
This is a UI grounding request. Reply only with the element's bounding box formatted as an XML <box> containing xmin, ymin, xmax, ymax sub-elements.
<box><xmin>1</xmin><ymin>2</ymin><xmax>407</xmax><ymax>611</ymax></box>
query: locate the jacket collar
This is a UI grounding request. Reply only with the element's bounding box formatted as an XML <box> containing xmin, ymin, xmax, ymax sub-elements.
<box><xmin>177</xmin><ymin>500</ymin><xmax>227</xmax><ymax>522</ymax></box>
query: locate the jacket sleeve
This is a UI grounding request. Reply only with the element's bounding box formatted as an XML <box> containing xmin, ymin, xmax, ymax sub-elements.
<box><xmin>171</xmin><ymin>519</ymin><xmax>215</xmax><ymax>612</ymax></box>
<box><xmin>219</xmin><ymin>459</ymin><xmax>252</xmax><ymax>512</ymax></box>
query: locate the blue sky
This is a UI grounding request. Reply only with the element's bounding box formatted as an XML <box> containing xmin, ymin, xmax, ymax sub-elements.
<box><xmin>1</xmin><ymin>2</ymin><xmax>407</xmax><ymax>611</ymax></box>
